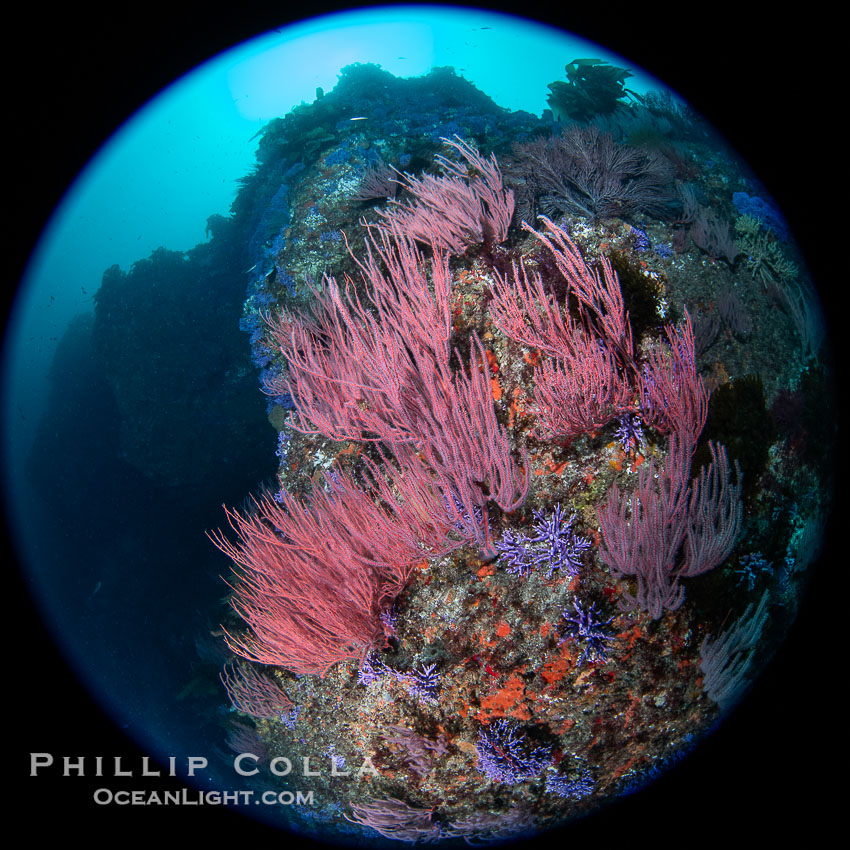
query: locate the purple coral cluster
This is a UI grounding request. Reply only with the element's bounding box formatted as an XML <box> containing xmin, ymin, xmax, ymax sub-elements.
<box><xmin>475</xmin><ymin>719</ymin><xmax>553</xmax><ymax>784</ymax></box>
<box><xmin>357</xmin><ymin>652</ymin><xmax>391</xmax><ymax>686</ymax></box>
<box><xmin>496</xmin><ymin>504</ymin><xmax>591</xmax><ymax>578</ymax></box>
<box><xmin>400</xmin><ymin>663</ymin><xmax>441</xmax><ymax>702</ymax></box>
<box><xmin>735</xmin><ymin>552</ymin><xmax>773</xmax><ymax>590</ymax></box>
<box><xmin>559</xmin><ymin>600</ymin><xmax>616</xmax><ymax>666</ymax></box>
<box><xmin>280</xmin><ymin>705</ymin><xmax>299</xmax><ymax>730</ymax></box>
<box><xmin>613</xmin><ymin>412</ymin><xmax>644</xmax><ymax>453</ymax></box>
<box><xmin>545</xmin><ymin>767</ymin><xmax>595</xmax><ymax>799</ymax></box>
<box><xmin>357</xmin><ymin>655</ymin><xmax>441</xmax><ymax>702</ymax></box>
<box><xmin>442</xmin><ymin>491</ymin><xmax>489</xmax><ymax>550</ymax></box>
<box><xmin>629</xmin><ymin>226</ymin><xmax>651</xmax><ymax>252</ymax></box>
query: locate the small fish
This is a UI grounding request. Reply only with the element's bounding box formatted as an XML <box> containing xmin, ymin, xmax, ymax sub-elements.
<box><xmin>349</xmin><ymin>116</ymin><xmax>368</xmax><ymax>121</ymax></box>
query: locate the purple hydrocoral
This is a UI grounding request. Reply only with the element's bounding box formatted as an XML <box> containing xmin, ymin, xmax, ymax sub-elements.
<box><xmin>357</xmin><ymin>652</ymin><xmax>391</xmax><ymax>686</ymax></box>
<box><xmin>559</xmin><ymin>600</ymin><xmax>616</xmax><ymax>666</ymax></box>
<box><xmin>495</xmin><ymin>527</ymin><xmax>537</xmax><ymax>577</ymax></box>
<box><xmin>401</xmin><ymin>663</ymin><xmax>441</xmax><ymax>702</ymax></box>
<box><xmin>613</xmin><ymin>412</ymin><xmax>644</xmax><ymax>453</ymax></box>
<box><xmin>357</xmin><ymin>655</ymin><xmax>441</xmax><ymax>703</ymax></box>
<box><xmin>528</xmin><ymin>504</ymin><xmax>592</xmax><ymax>577</ymax></box>
<box><xmin>280</xmin><ymin>705</ymin><xmax>299</xmax><ymax>730</ymax></box>
<box><xmin>496</xmin><ymin>504</ymin><xmax>591</xmax><ymax>578</ymax></box>
<box><xmin>475</xmin><ymin>719</ymin><xmax>553</xmax><ymax>784</ymax></box>
<box><xmin>545</xmin><ymin>766</ymin><xmax>595</xmax><ymax>799</ymax></box>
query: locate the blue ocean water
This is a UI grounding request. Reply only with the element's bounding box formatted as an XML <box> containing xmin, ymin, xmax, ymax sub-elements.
<box><xmin>4</xmin><ymin>4</ymin><xmax>836</xmax><ymax>846</ymax></box>
<box><xmin>7</xmin><ymin>7</ymin><xmax>657</xmax><ymax>457</ymax></box>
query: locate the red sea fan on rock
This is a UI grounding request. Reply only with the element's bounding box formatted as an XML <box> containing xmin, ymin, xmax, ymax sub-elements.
<box><xmin>376</xmin><ymin>135</ymin><xmax>515</xmax><ymax>254</ymax></box>
<box><xmin>212</xmin><ymin>140</ymin><xmax>525</xmax><ymax>676</ymax></box>
<box><xmin>210</xmin><ymin>440</ymin><xmax>516</xmax><ymax>676</ymax></box>
<box><xmin>488</xmin><ymin>216</ymin><xmax>635</xmax><ymax>441</ymax></box>
<box><xmin>597</xmin><ymin>435</ymin><xmax>742</xmax><ymax>619</ymax></box>
<box><xmin>638</xmin><ymin>311</ymin><xmax>708</xmax><ymax>446</ymax></box>
<box><xmin>210</xmin><ymin>454</ymin><xmax>461</xmax><ymax>676</ymax></box>
<box><xmin>264</xmin><ymin>223</ymin><xmax>528</xmax><ymax>554</ymax></box>
<box><xmin>210</xmin><ymin>486</ymin><xmax>399</xmax><ymax>677</ymax></box>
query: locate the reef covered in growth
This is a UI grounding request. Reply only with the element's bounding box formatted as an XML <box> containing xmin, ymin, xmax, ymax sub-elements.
<box><xmin>208</xmin><ymin>62</ymin><xmax>832</xmax><ymax>845</ymax></box>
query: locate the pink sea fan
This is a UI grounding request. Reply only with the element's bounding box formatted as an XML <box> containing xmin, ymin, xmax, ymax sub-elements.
<box><xmin>376</xmin><ymin>135</ymin><xmax>514</xmax><ymax>253</ymax></box>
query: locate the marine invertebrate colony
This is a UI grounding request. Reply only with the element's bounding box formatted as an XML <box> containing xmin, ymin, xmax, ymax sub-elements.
<box><xmin>475</xmin><ymin>719</ymin><xmax>553</xmax><ymax>784</ymax></box>
<box><xmin>598</xmin><ymin>435</ymin><xmax>742</xmax><ymax>618</ymax></box>
<box><xmin>212</xmin><ymin>141</ymin><xmax>532</xmax><ymax>676</ymax></box>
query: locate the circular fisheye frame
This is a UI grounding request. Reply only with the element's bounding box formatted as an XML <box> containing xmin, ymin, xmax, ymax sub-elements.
<box><xmin>6</xmin><ymin>5</ymin><xmax>835</xmax><ymax>846</ymax></box>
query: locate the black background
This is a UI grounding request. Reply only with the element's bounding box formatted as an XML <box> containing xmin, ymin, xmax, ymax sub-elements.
<box><xmin>8</xmin><ymin>1</ymin><xmax>840</xmax><ymax>844</ymax></box>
